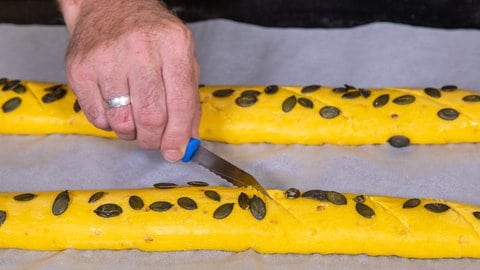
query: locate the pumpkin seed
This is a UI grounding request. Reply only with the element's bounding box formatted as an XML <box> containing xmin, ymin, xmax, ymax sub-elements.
<box><xmin>13</xmin><ymin>84</ymin><xmax>26</xmax><ymax>94</ymax></box>
<box><xmin>342</xmin><ymin>91</ymin><xmax>361</xmax><ymax>99</ymax></box>
<box><xmin>2</xmin><ymin>79</ymin><xmax>20</xmax><ymax>91</ymax></box>
<box><xmin>356</xmin><ymin>203</ymin><xmax>375</xmax><ymax>218</ymax></box>
<box><xmin>13</xmin><ymin>193</ymin><xmax>36</xmax><ymax>201</ymax></box>
<box><xmin>373</xmin><ymin>94</ymin><xmax>389</xmax><ymax>108</ymax></box>
<box><xmin>358</xmin><ymin>88</ymin><xmax>371</xmax><ymax>98</ymax></box>
<box><xmin>235</xmin><ymin>95</ymin><xmax>257</xmax><ymax>107</ymax></box>
<box><xmin>441</xmin><ymin>85</ymin><xmax>458</xmax><ymax>92</ymax></box>
<box><xmin>473</xmin><ymin>211</ymin><xmax>480</xmax><ymax>220</ymax></box>
<box><xmin>353</xmin><ymin>195</ymin><xmax>365</xmax><ymax>203</ymax></box>
<box><xmin>204</xmin><ymin>190</ymin><xmax>221</xmax><ymax>201</ymax></box>
<box><xmin>2</xmin><ymin>97</ymin><xmax>21</xmax><ymax>113</ymax></box>
<box><xmin>0</xmin><ymin>78</ymin><xmax>7</xmax><ymax>85</ymax></box>
<box><xmin>44</xmin><ymin>84</ymin><xmax>64</xmax><ymax>92</ymax></box>
<box><xmin>198</xmin><ymin>84</ymin><xmax>205</xmax><ymax>88</ymax></box>
<box><xmin>298</xmin><ymin>97</ymin><xmax>313</xmax><ymax>109</ymax></box>
<box><xmin>187</xmin><ymin>181</ymin><xmax>209</xmax><ymax>187</ymax></box>
<box><xmin>326</xmin><ymin>191</ymin><xmax>347</xmax><ymax>205</ymax></box>
<box><xmin>344</xmin><ymin>84</ymin><xmax>356</xmax><ymax>90</ymax></box>
<box><xmin>319</xmin><ymin>106</ymin><xmax>340</xmax><ymax>119</ymax></box>
<box><xmin>153</xmin><ymin>182</ymin><xmax>178</xmax><ymax>189</ymax></box>
<box><xmin>285</xmin><ymin>188</ymin><xmax>301</xmax><ymax>199</ymax></box>
<box><xmin>301</xmin><ymin>84</ymin><xmax>321</xmax><ymax>93</ymax></box>
<box><xmin>387</xmin><ymin>135</ymin><xmax>410</xmax><ymax>148</ymax></box>
<box><xmin>424</xmin><ymin>203</ymin><xmax>450</xmax><ymax>213</ymax></box>
<box><xmin>437</xmin><ymin>108</ymin><xmax>459</xmax><ymax>120</ymax></box>
<box><xmin>302</xmin><ymin>189</ymin><xmax>327</xmax><ymax>201</ymax></box>
<box><xmin>238</xmin><ymin>192</ymin><xmax>250</xmax><ymax>209</ymax></box>
<box><xmin>88</xmin><ymin>191</ymin><xmax>105</xmax><ymax>203</ymax></box>
<box><xmin>249</xmin><ymin>195</ymin><xmax>266</xmax><ymax>220</ymax></box>
<box><xmin>149</xmin><ymin>201</ymin><xmax>174</xmax><ymax>212</ymax></box>
<box><xmin>212</xmin><ymin>89</ymin><xmax>234</xmax><ymax>97</ymax></box>
<box><xmin>332</xmin><ymin>87</ymin><xmax>348</xmax><ymax>93</ymax></box>
<box><xmin>178</xmin><ymin>197</ymin><xmax>197</xmax><ymax>210</ymax></box>
<box><xmin>42</xmin><ymin>88</ymin><xmax>67</xmax><ymax>103</ymax></box>
<box><xmin>403</xmin><ymin>198</ymin><xmax>421</xmax><ymax>209</ymax></box>
<box><xmin>463</xmin><ymin>95</ymin><xmax>480</xmax><ymax>102</ymax></box>
<box><xmin>424</xmin><ymin>87</ymin><xmax>441</xmax><ymax>98</ymax></box>
<box><xmin>264</xmin><ymin>85</ymin><xmax>279</xmax><ymax>94</ymax></box>
<box><xmin>52</xmin><ymin>190</ymin><xmax>70</xmax><ymax>216</ymax></box>
<box><xmin>129</xmin><ymin>195</ymin><xmax>144</xmax><ymax>210</ymax></box>
<box><xmin>241</xmin><ymin>90</ymin><xmax>261</xmax><ymax>97</ymax></box>
<box><xmin>213</xmin><ymin>203</ymin><xmax>234</xmax><ymax>219</ymax></box>
<box><xmin>282</xmin><ymin>95</ymin><xmax>296</xmax><ymax>112</ymax></box>
<box><xmin>94</xmin><ymin>203</ymin><xmax>123</xmax><ymax>218</ymax></box>
<box><xmin>0</xmin><ymin>210</ymin><xmax>5</xmax><ymax>226</ymax></box>
<box><xmin>393</xmin><ymin>95</ymin><xmax>415</xmax><ymax>105</ymax></box>
<box><xmin>73</xmin><ymin>100</ymin><xmax>81</xmax><ymax>112</ymax></box>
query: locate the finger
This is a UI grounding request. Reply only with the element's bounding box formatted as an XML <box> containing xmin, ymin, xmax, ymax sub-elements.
<box><xmin>99</xmin><ymin>73</ymin><xmax>136</xmax><ymax>140</ymax></box>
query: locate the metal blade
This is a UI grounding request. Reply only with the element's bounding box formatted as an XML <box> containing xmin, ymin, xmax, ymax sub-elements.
<box><xmin>191</xmin><ymin>146</ymin><xmax>270</xmax><ymax>198</ymax></box>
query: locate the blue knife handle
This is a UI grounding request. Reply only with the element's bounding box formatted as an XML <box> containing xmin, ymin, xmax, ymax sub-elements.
<box><xmin>182</xmin><ymin>138</ymin><xmax>201</xmax><ymax>162</ymax></box>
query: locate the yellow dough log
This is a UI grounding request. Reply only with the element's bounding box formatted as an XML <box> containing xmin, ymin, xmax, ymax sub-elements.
<box><xmin>1</xmin><ymin>79</ymin><xmax>480</xmax><ymax>146</ymax></box>
<box><xmin>0</xmin><ymin>186</ymin><xmax>480</xmax><ymax>258</ymax></box>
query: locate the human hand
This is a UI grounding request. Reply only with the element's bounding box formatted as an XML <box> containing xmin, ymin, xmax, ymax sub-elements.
<box><xmin>58</xmin><ymin>0</ymin><xmax>201</xmax><ymax>162</ymax></box>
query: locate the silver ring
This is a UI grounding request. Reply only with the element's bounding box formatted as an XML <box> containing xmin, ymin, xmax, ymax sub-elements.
<box><xmin>104</xmin><ymin>95</ymin><xmax>131</xmax><ymax>109</ymax></box>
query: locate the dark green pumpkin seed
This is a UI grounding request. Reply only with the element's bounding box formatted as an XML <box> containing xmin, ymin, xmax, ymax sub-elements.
<box><xmin>441</xmin><ymin>85</ymin><xmax>458</xmax><ymax>92</ymax></box>
<box><xmin>326</xmin><ymin>191</ymin><xmax>347</xmax><ymax>205</ymax></box>
<box><xmin>129</xmin><ymin>195</ymin><xmax>144</xmax><ymax>210</ymax></box>
<box><xmin>153</xmin><ymin>182</ymin><xmax>178</xmax><ymax>189</ymax></box>
<box><xmin>213</xmin><ymin>203</ymin><xmax>234</xmax><ymax>219</ymax></box>
<box><xmin>178</xmin><ymin>197</ymin><xmax>197</xmax><ymax>210</ymax></box>
<box><xmin>403</xmin><ymin>198</ymin><xmax>421</xmax><ymax>209</ymax></box>
<box><xmin>249</xmin><ymin>195</ymin><xmax>266</xmax><ymax>220</ymax></box>
<box><xmin>235</xmin><ymin>95</ymin><xmax>257</xmax><ymax>107</ymax></box>
<box><xmin>359</xmin><ymin>88</ymin><xmax>371</xmax><ymax>98</ymax></box>
<box><xmin>0</xmin><ymin>210</ymin><xmax>5</xmax><ymax>226</ymax></box>
<box><xmin>0</xmin><ymin>78</ymin><xmax>8</xmax><ymax>85</ymax></box>
<box><xmin>393</xmin><ymin>95</ymin><xmax>415</xmax><ymax>105</ymax></box>
<box><xmin>473</xmin><ymin>211</ymin><xmax>480</xmax><ymax>220</ymax></box>
<box><xmin>13</xmin><ymin>193</ymin><xmax>36</xmax><ymax>201</ymax></box>
<box><xmin>187</xmin><ymin>181</ymin><xmax>209</xmax><ymax>187</ymax></box>
<box><xmin>344</xmin><ymin>84</ymin><xmax>356</xmax><ymax>90</ymax></box>
<box><xmin>2</xmin><ymin>97</ymin><xmax>21</xmax><ymax>113</ymax></box>
<box><xmin>302</xmin><ymin>189</ymin><xmax>327</xmax><ymax>201</ymax></box>
<box><xmin>149</xmin><ymin>201</ymin><xmax>174</xmax><ymax>212</ymax></box>
<box><xmin>356</xmin><ymin>203</ymin><xmax>375</xmax><ymax>218</ymax></box>
<box><xmin>2</xmin><ymin>80</ymin><xmax>20</xmax><ymax>91</ymax></box>
<box><xmin>212</xmin><ymin>89</ymin><xmax>234</xmax><ymax>97</ymax></box>
<box><xmin>424</xmin><ymin>87</ymin><xmax>441</xmax><ymax>98</ymax></box>
<box><xmin>241</xmin><ymin>90</ymin><xmax>261</xmax><ymax>97</ymax></box>
<box><xmin>353</xmin><ymin>195</ymin><xmax>365</xmax><ymax>203</ymax></box>
<box><xmin>73</xmin><ymin>100</ymin><xmax>81</xmax><ymax>112</ymax></box>
<box><xmin>437</xmin><ymin>108</ymin><xmax>459</xmax><ymax>120</ymax></box>
<box><xmin>387</xmin><ymin>135</ymin><xmax>410</xmax><ymax>148</ymax></box>
<box><xmin>319</xmin><ymin>106</ymin><xmax>340</xmax><ymax>119</ymax></box>
<box><xmin>424</xmin><ymin>203</ymin><xmax>450</xmax><ymax>213</ymax></box>
<box><xmin>42</xmin><ymin>88</ymin><xmax>67</xmax><ymax>103</ymax></box>
<box><xmin>44</xmin><ymin>84</ymin><xmax>64</xmax><ymax>92</ymax></box>
<box><xmin>342</xmin><ymin>91</ymin><xmax>361</xmax><ymax>99</ymax></box>
<box><xmin>301</xmin><ymin>84</ymin><xmax>321</xmax><ymax>93</ymax></box>
<box><xmin>463</xmin><ymin>95</ymin><xmax>480</xmax><ymax>102</ymax></box>
<box><xmin>285</xmin><ymin>188</ymin><xmax>301</xmax><ymax>199</ymax></box>
<box><xmin>88</xmin><ymin>191</ymin><xmax>105</xmax><ymax>203</ymax></box>
<box><xmin>52</xmin><ymin>190</ymin><xmax>70</xmax><ymax>216</ymax></box>
<box><xmin>204</xmin><ymin>190</ymin><xmax>221</xmax><ymax>201</ymax></box>
<box><xmin>298</xmin><ymin>97</ymin><xmax>314</xmax><ymax>109</ymax></box>
<box><xmin>282</xmin><ymin>95</ymin><xmax>296</xmax><ymax>112</ymax></box>
<box><xmin>238</xmin><ymin>192</ymin><xmax>250</xmax><ymax>210</ymax></box>
<box><xmin>332</xmin><ymin>87</ymin><xmax>348</xmax><ymax>93</ymax></box>
<box><xmin>373</xmin><ymin>94</ymin><xmax>389</xmax><ymax>108</ymax></box>
<box><xmin>94</xmin><ymin>203</ymin><xmax>123</xmax><ymax>218</ymax></box>
<box><xmin>264</xmin><ymin>85</ymin><xmax>279</xmax><ymax>94</ymax></box>
<box><xmin>13</xmin><ymin>84</ymin><xmax>26</xmax><ymax>94</ymax></box>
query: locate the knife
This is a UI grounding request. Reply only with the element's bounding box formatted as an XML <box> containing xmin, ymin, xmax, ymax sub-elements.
<box><xmin>182</xmin><ymin>138</ymin><xmax>271</xmax><ymax>198</ymax></box>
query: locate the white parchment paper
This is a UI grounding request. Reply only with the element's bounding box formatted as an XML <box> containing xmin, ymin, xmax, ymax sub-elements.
<box><xmin>1</xmin><ymin>19</ymin><xmax>480</xmax><ymax>269</ymax></box>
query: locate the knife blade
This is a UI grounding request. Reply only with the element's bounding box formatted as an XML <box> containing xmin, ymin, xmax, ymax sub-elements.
<box><xmin>182</xmin><ymin>138</ymin><xmax>271</xmax><ymax>198</ymax></box>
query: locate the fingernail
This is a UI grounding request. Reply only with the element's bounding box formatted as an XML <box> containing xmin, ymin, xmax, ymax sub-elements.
<box><xmin>163</xmin><ymin>149</ymin><xmax>183</xmax><ymax>162</ymax></box>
